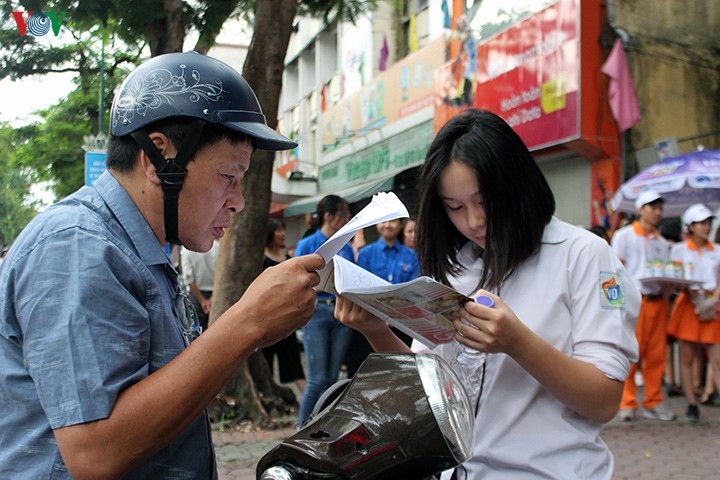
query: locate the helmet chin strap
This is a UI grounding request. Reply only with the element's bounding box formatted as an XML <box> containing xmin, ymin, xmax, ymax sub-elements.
<box><xmin>130</xmin><ymin>120</ymin><xmax>205</xmax><ymax>245</ymax></box>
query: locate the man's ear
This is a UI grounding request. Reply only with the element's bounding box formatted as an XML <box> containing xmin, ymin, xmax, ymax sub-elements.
<box><xmin>139</xmin><ymin>132</ymin><xmax>177</xmax><ymax>184</ymax></box>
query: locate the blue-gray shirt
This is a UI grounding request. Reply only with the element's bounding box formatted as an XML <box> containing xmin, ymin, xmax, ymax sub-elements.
<box><xmin>0</xmin><ymin>171</ymin><xmax>216</xmax><ymax>479</ymax></box>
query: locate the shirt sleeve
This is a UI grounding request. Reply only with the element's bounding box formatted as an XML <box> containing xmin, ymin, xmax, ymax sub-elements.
<box><xmin>568</xmin><ymin>235</ymin><xmax>640</xmax><ymax>381</ymax></box>
<box><xmin>670</xmin><ymin>243</ymin><xmax>683</xmax><ymax>263</ymax></box>
<box><xmin>338</xmin><ymin>243</ymin><xmax>355</xmax><ymax>263</ymax></box>
<box><xmin>357</xmin><ymin>245</ymin><xmax>371</xmax><ymax>271</ymax></box>
<box><xmin>294</xmin><ymin>236</ymin><xmax>313</xmax><ymax>257</ymax></box>
<box><xmin>408</xmin><ymin>250</ymin><xmax>420</xmax><ymax>280</ymax></box>
<box><xmin>610</xmin><ymin>227</ymin><xmax>627</xmax><ymax>263</ymax></box>
<box><xmin>15</xmin><ymin>227</ymin><xmax>156</xmax><ymax>429</ymax></box>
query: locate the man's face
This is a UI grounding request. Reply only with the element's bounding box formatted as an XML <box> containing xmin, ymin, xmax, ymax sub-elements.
<box><xmin>177</xmin><ymin>138</ymin><xmax>252</xmax><ymax>252</ymax></box>
<box><xmin>639</xmin><ymin>200</ymin><xmax>663</xmax><ymax>227</ymax></box>
<box><xmin>377</xmin><ymin>219</ymin><xmax>402</xmax><ymax>243</ymax></box>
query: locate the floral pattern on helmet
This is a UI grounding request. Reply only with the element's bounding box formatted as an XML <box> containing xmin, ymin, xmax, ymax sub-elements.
<box><xmin>113</xmin><ymin>64</ymin><xmax>228</xmax><ymax>129</ymax></box>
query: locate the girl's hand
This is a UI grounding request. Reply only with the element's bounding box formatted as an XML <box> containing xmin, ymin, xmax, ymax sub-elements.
<box><xmin>334</xmin><ymin>295</ymin><xmax>412</xmax><ymax>353</ymax></box>
<box><xmin>334</xmin><ymin>295</ymin><xmax>387</xmax><ymax>335</ymax></box>
<box><xmin>453</xmin><ymin>289</ymin><xmax>532</xmax><ymax>357</ymax></box>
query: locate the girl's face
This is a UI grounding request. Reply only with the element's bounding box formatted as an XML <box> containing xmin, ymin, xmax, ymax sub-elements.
<box><xmin>437</xmin><ymin>160</ymin><xmax>487</xmax><ymax>249</ymax></box>
<box><xmin>325</xmin><ymin>205</ymin><xmax>351</xmax><ymax>234</ymax></box>
<box><xmin>272</xmin><ymin>226</ymin><xmax>286</xmax><ymax>248</ymax></box>
<box><xmin>402</xmin><ymin>220</ymin><xmax>416</xmax><ymax>249</ymax></box>
<box><xmin>689</xmin><ymin>219</ymin><xmax>712</xmax><ymax>243</ymax></box>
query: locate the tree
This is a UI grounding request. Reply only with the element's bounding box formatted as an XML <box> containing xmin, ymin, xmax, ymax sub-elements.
<box><xmin>208</xmin><ymin>0</ymin><xmax>301</xmax><ymax>428</ymax></box>
<box><xmin>209</xmin><ymin>0</ymin><xmax>379</xmax><ymax>429</ymax></box>
<box><xmin>11</xmin><ymin>74</ymin><xmax>127</xmax><ymax>200</ymax></box>
<box><xmin>0</xmin><ymin>123</ymin><xmax>40</xmax><ymax>248</ymax></box>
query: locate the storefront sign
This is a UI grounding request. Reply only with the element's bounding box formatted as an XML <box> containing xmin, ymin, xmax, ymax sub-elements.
<box><xmin>322</xmin><ymin>38</ymin><xmax>445</xmax><ymax>153</ymax></box>
<box><xmin>473</xmin><ymin>0</ymin><xmax>580</xmax><ymax>150</ymax></box>
<box><xmin>319</xmin><ymin>122</ymin><xmax>433</xmax><ymax>191</ymax></box>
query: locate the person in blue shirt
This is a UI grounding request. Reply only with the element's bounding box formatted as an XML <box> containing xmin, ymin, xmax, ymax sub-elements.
<box><xmin>0</xmin><ymin>52</ymin><xmax>323</xmax><ymax>480</ymax></box>
<box><xmin>345</xmin><ymin>218</ymin><xmax>420</xmax><ymax>376</ymax></box>
<box><xmin>295</xmin><ymin>194</ymin><xmax>355</xmax><ymax>428</ymax></box>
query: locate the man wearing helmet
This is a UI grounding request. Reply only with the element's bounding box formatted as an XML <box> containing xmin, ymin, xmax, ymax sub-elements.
<box><xmin>0</xmin><ymin>52</ymin><xmax>324</xmax><ymax>479</ymax></box>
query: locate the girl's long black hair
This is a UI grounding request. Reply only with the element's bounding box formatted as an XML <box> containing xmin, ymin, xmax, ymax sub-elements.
<box><xmin>416</xmin><ymin>109</ymin><xmax>555</xmax><ymax>291</ymax></box>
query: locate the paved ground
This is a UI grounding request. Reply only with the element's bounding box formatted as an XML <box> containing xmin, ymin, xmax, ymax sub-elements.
<box><xmin>213</xmin><ymin>389</ymin><xmax>720</xmax><ymax>479</ymax></box>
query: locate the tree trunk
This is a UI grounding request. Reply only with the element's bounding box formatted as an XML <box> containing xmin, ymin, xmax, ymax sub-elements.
<box><xmin>208</xmin><ymin>0</ymin><xmax>299</xmax><ymax>429</ymax></box>
<box><xmin>142</xmin><ymin>0</ymin><xmax>186</xmax><ymax>55</ymax></box>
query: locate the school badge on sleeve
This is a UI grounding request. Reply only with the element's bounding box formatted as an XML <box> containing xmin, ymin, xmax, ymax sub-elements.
<box><xmin>600</xmin><ymin>272</ymin><xmax>625</xmax><ymax>309</ymax></box>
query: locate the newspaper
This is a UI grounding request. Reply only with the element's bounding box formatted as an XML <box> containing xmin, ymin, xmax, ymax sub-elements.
<box><xmin>313</xmin><ymin>191</ymin><xmax>471</xmax><ymax>348</ymax></box>
<box><xmin>315</xmin><ymin>191</ymin><xmax>410</xmax><ymax>290</ymax></box>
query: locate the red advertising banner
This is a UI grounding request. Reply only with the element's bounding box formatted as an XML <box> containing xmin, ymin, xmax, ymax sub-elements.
<box><xmin>472</xmin><ymin>0</ymin><xmax>580</xmax><ymax>150</ymax></box>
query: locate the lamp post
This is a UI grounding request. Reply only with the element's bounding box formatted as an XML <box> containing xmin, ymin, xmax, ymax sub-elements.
<box><xmin>98</xmin><ymin>15</ymin><xmax>107</xmax><ymax>135</ymax></box>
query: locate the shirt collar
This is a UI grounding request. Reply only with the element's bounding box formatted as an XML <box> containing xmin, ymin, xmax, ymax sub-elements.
<box><xmin>632</xmin><ymin>220</ymin><xmax>660</xmax><ymax>239</ymax></box>
<box><xmin>540</xmin><ymin>217</ymin><xmax>568</xmax><ymax>245</ymax></box>
<box><xmin>93</xmin><ymin>170</ymin><xmax>171</xmax><ymax>267</ymax></box>
<box><xmin>380</xmin><ymin>238</ymin><xmax>398</xmax><ymax>250</ymax></box>
<box><xmin>686</xmin><ymin>238</ymin><xmax>715</xmax><ymax>251</ymax></box>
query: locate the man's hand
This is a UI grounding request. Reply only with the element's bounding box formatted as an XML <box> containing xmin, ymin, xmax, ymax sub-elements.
<box><xmin>230</xmin><ymin>253</ymin><xmax>324</xmax><ymax>349</ymax></box>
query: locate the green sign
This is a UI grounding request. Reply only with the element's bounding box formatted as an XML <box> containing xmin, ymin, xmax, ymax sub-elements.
<box><xmin>319</xmin><ymin>121</ymin><xmax>433</xmax><ymax>191</ymax></box>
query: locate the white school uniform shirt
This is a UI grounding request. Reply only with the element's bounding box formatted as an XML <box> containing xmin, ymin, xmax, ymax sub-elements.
<box><xmin>610</xmin><ymin>221</ymin><xmax>669</xmax><ymax>295</ymax></box>
<box><xmin>413</xmin><ymin>217</ymin><xmax>640</xmax><ymax>479</ymax></box>
<box><xmin>180</xmin><ymin>239</ymin><xmax>220</xmax><ymax>292</ymax></box>
<box><xmin>670</xmin><ymin>239</ymin><xmax>720</xmax><ymax>291</ymax></box>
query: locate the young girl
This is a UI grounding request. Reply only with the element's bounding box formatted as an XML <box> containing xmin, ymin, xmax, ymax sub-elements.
<box><xmin>334</xmin><ymin>109</ymin><xmax>640</xmax><ymax>478</ymax></box>
<box><xmin>667</xmin><ymin>203</ymin><xmax>720</xmax><ymax>422</ymax></box>
<box><xmin>296</xmin><ymin>195</ymin><xmax>354</xmax><ymax>428</ymax></box>
<box><xmin>401</xmin><ymin>216</ymin><xmax>417</xmax><ymax>250</ymax></box>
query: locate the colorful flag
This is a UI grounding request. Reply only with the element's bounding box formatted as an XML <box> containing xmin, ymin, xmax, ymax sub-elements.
<box><xmin>409</xmin><ymin>14</ymin><xmax>418</xmax><ymax>52</ymax></box>
<box><xmin>601</xmin><ymin>38</ymin><xmax>642</xmax><ymax>131</ymax></box>
<box><xmin>320</xmin><ymin>84</ymin><xmax>327</xmax><ymax>112</ymax></box>
<box><xmin>379</xmin><ymin>34</ymin><xmax>389</xmax><ymax>71</ymax></box>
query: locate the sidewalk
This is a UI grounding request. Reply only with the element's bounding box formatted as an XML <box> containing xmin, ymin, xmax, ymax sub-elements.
<box><xmin>214</xmin><ymin>390</ymin><xmax>720</xmax><ymax>480</ymax></box>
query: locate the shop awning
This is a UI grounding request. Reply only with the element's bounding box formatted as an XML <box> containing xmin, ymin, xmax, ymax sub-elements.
<box><xmin>284</xmin><ymin>177</ymin><xmax>395</xmax><ymax>217</ymax></box>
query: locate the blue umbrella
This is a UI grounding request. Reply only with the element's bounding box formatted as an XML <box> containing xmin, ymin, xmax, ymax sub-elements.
<box><xmin>610</xmin><ymin>149</ymin><xmax>720</xmax><ymax>217</ymax></box>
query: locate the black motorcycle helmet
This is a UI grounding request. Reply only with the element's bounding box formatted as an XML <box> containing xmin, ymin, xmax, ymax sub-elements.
<box><xmin>109</xmin><ymin>51</ymin><xmax>296</xmax><ymax>244</ymax></box>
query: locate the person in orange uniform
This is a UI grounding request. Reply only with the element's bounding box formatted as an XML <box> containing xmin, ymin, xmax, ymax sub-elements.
<box><xmin>667</xmin><ymin>204</ymin><xmax>720</xmax><ymax>421</ymax></box>
<box><xmin>611</xmin><ymin>190</ymin><xmax>676</xmax><ymax>421</ymax></box>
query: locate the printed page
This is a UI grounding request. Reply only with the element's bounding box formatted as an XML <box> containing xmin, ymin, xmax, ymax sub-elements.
<box><xmin>315</xmin><ymin>191</ymin><xmax>409</xmax><ymax>288</ymax></box>
<box><xmin>332</xmin><ymin>255</ymin><xmax>392</xmax><ymax>292</ymax></box>
<box><xmin>332</xmin><ymin>255</ymin><xmax>472</xmax><ymax>349</ymax></box>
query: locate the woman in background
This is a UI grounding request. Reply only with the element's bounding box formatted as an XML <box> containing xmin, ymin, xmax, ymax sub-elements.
<box><xmin>667</xmin><ymin>204</ymin><xmax>720</xmax><ymax>421</ymax></box>
<box><xmin>295</xmin><ymin>195</ymin><xmax>354</xmax><ymax>428</ymax></box>
<box><xmin>261</xmin><ymin>218</ymin><xmax>307</xmax><ymax>395</ymax></box>
<box><xmin>401</xmin><ymin>216</ymin><xmax>417</xmax><ymax>250</ymax></box>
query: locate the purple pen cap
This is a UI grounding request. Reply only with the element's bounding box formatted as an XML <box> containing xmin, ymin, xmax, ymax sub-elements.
<box><xmin>475</xmin><ymin>295</ymin><xmax>494</xmax><ymax>308</ymax></box>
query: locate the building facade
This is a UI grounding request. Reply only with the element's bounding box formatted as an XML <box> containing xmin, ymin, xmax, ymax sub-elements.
<box><xmin>271</xmin><ymin>0</ymin><xmax>720</xmax><ymax>246</ymax></box>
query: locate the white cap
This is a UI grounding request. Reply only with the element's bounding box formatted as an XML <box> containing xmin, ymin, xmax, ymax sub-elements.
<box><xmin>634</xmin><ymin>190</ymin><xmax>664</xmax><ymax>210</ymax></box>
<box><xmin>682</xmin><ymin>203</ymin><xmax>715</xmax><ymax>228</ymax></box>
